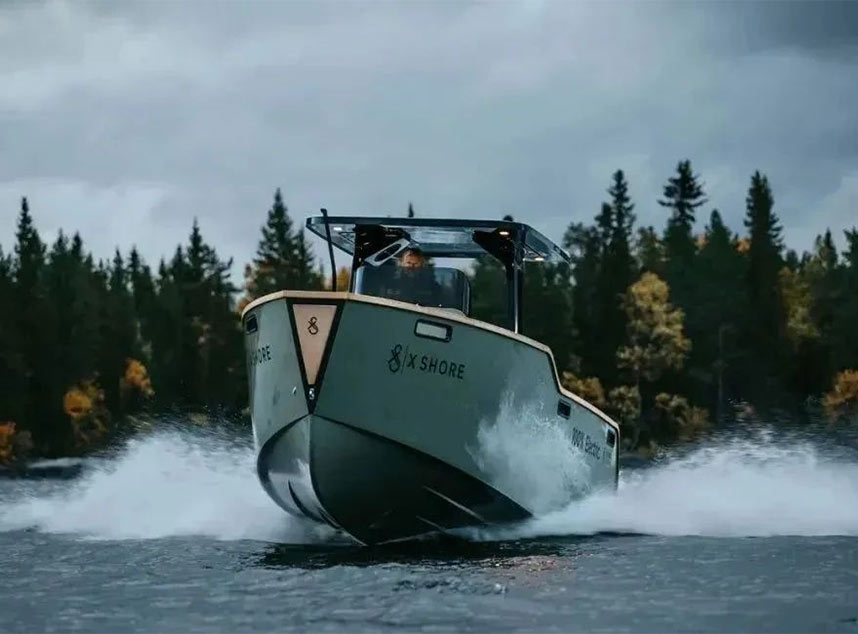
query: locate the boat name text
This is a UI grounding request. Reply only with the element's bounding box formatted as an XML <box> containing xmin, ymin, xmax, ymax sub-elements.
<box><xmin>250</xmin><ymin>344</ymin><xmax>272</xmax><ymax>366</ymax></box>
<box><xmin>388</xmin><ymin>343</ymin><xmax>465</xmax><ymax>380</ymax></box>
<box><xmin>571</xmin><ymin>427</ymin><xmax>602</xmax><ymax>461</ymax></box>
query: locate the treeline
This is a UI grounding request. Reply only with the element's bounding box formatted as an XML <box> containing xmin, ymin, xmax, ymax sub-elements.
<box><xmin>0</xmin><ymin>189</ymin><xmax>322</xmax><ymax>463</ymax></box>
<box><xmin>474</xmin><ymin>163</ymin><xmax>858</xmax><ymax>453</ymax></box>
<box><xmin>2</xmin><ymin>167</ymin><xmax>858</xmax><ymax>463</ymax></box>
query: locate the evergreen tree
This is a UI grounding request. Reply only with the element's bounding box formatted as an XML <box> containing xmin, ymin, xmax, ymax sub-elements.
<box><xmin>0</xmin><ymin>245</ymin><xmax>21</xmax><ymax>428</ymax></box>
<box><xmin>636</xmin><ymin>226</ymin><xmax>664</xmax><ymax>275</ymax></box>
<box><xmin>244</xmin><ymin>189</ymin><xmax>323</xmax><ymax>300</ymax></box>
<box><xmin>98</xmin><ymin>250</ymin><xmax>139</xmax><ymax>419</ymax></box>
<box><xmin>593</xmin><ymin>171</ymin><xmax>637</xmax><ymax>384</ymax></box>
<box><xmin>564</xmin><ymin>222</ymin><xmax>602</xmax><ymax>375</ymax></box>
<box><xmin>11</xmin><ymin>198</ymin><xmax>56</xmax><ymax>454</ymax></box>
<box><xmin>522</xmin><ymin>260</ymin><xmax>575</xmax><ymax>372</ymax></box>
<box><xmin>690</xmin><ymin>210</ymin><xmax>747</xmax><ymax>421</ymax></box>
<box><xmin>128</xmin><ymin>246</ymin><xmax>156</xmax><ymax>357</ymax></box>
<box><xmin>246</xmin><ymin>189</ymin><xmax>295</xmax><ymax>299</ymax></box>
<box><xmin>658</xmin><ymin>161</ymin><xmax>707</xmax><ymax>330</ymax></box>
<box><xmin>469</xmin><ymin>253</ymin><xmax>508</xmax><ymax>329</ymax></box>
<box><xmin>166</xmin><ymin>220</ymin><xmax>244</xmax><ymax>413</ymax></box>
<box><xmin>293</xmin><ymin>229</ymin><xmax>323</xmax><ymax>291</ymax></box>
<box><xmin>659</xmin><ymin>160</ymin><xmax>707</xmax><ymax>262</ymax></box>
<box><xmin>470</xmin><ymin>214</ymin><xmax>516</xmax><ymax>330</ymax></box>
<box><xmin>741</xmin><ymin>170</ymin><xmax>787</xmax><ymax>409</ymax></box>
<box><xmin>833</xmin><ymin>229</ymin><xmax>858</xmax><ymax>371</ymax></box>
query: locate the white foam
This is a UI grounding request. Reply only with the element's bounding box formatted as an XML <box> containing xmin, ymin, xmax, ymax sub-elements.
<box><xmin>0</xmin><ymin>427</ymin><xmax>335</xmax><ymax>543</ymax></box>
<box><xmin>469</xmin><ymin>391</ymin><xmax>592</xmax><ymax>515</ymax></box>
<box><xmin>468</xmin><ymin>428</ymin><xmax>858</xmax><ymax>540</ymax></box>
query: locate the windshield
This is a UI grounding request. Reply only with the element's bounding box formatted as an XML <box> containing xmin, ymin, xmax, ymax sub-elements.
<box><xmin>353</xmin><ymin>265</ymin><xmax>471</xmax><ymax>315</ymax></box>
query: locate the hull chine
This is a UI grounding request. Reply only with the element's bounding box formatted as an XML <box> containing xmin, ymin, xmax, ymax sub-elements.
<box><xmin>256</xmin><ymin>414</ymin><xmax>531</xmax><ymax>545</ymax></box>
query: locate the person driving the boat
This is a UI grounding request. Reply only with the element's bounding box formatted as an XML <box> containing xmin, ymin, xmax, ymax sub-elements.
<box><xmin>399</xmin><ymin>247</ymin><xmax>427</xmax><ymax>269</ymax></box>
<box><xmin>393</xmin><ymin>246</ymin><xmax>443</xmax><ymax>306</ymax></box>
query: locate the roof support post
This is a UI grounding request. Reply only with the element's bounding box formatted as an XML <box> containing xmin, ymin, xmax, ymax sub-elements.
<box><xmin>506</xmin><ymin>228</ymin><xmax>524</xmax><ymax>333</ymax></box>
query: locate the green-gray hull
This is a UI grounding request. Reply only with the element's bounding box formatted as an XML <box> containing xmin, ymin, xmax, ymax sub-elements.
<box><xmin>243</xmin><ymin>292</ymin><xmax>619</xmax><ymax>545</ymax></box>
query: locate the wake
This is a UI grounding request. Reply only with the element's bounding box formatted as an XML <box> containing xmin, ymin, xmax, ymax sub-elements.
<box><xmin>2</xmin><ymin>422</ymin><xmax>857</xmax><ymax>544</ymax></box>
<box><xmin>470</xmin><ymin>427</ymin><xmax>858</xmax><ymax>541</ymax></box>
<box><xmin>0</xmin><ymin>425</ymin><xmax>335</xmax><ymax>543</ymax></box>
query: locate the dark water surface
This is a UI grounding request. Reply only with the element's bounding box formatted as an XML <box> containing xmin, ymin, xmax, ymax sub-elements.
<box><xmin>2</xmin><ymin>426</ymin><xmax>858</xmax><ymax>633</ymax></box>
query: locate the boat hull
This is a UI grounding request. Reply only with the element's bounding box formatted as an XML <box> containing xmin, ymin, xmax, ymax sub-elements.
<box><xmin>243</xmin><ymin>291</ymin><xmax>620</xmax><ymax>545</ymax></box>
<box><xmin>258</xmin><ymin>414</ymin><xmax>530</xmax><ymax>544</ymax></box>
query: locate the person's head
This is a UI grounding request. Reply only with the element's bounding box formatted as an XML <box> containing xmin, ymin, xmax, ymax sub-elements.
<box><xmin>400</xmin><ymin>247</ymin><xmax>426</xmax><ymax>269</ymax></box>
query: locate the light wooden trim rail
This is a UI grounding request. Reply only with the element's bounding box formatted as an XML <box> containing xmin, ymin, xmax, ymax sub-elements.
<box><xmin>242</xmin><ymin>290</ymin><xmax>621</xmax><ymax>433</ymax></box>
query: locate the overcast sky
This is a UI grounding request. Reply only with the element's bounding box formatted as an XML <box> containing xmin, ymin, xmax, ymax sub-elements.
<box><xmin>2</xmin><ymin>0</ymin><xmax>857</xmax><ymax>279</ymax></box>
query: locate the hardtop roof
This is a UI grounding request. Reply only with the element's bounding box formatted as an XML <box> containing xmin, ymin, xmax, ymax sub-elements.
<box><xmin>306</xmin><ymin>215</ymin><xmax>570</xmax><ymax>263</ymax></box>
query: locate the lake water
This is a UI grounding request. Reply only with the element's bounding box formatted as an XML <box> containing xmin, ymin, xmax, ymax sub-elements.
<box><xmin>2</xmin><ymin>424</ymin><xmax>857</xmax><ymax>632</ymax></box>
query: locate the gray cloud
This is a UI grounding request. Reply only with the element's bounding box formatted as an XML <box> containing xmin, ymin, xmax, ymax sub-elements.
<box><xmin>1</xmin><ymin>1</ymin><xmax>856</xmax><ymax>277</ymax></box>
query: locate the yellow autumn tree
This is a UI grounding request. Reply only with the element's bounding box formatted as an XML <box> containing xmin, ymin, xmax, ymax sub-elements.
<box><xmin>122</xmin><ymin>358</ymin><xmax>155</xmax><ymax>398</ymax></box>
<box><xmin>0</xmin><ymin>422</ymin><xmax>15</xmax><ymax>465</ymax></box>
<box><xmin>779</xmin><ymin>267</ymin><xmax>819</xmax><ymax>346</ymax></box>
<box><xmin>613</xmin><ymin>272</ymin><xmax>707</xmax><ymax>448</ymax></box>
<box><xmin>64</xmin><ymin>379</ymin><xmax>111</xmax><ymax>450</ymax></box>
<box><xmin>616</xmin><ymin>272</ymin><xmax>691</xmax><ymax>383</ymax></box>
<box><xmin>823</xmin><ymin>370</ymin><xmax>858</xmax><ymax>423</ymax></box>
<box><xmin>330</xmin><ymin>266</ymin><xmax>351</xmax><ymax>291</ymax></box>
<box><xmin>560</xmin><ymin>372</ymin><xmax>606</xmax><ymax>411</ymax></box>
<box><xmin>607</xmin><ymin>385</ymin><xmax>642</xmax><ymax>430</ymax></box>
<box><xmin>653</xmin><ymin>393</ymin><xmax>710</xmax><ymax>442</ymax></box>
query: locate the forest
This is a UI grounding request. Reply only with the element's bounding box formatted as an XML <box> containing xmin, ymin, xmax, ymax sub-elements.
<box><xmin>2</xmin><ymin>161</ymin><xmax>857</xmax><ymax>466</ymax></box>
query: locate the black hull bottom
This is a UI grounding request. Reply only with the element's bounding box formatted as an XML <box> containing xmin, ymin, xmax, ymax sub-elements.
<box><xmin>257</xmin><ymin>415</ymin><xmax>531</xmax><ymax>545</ymax></box>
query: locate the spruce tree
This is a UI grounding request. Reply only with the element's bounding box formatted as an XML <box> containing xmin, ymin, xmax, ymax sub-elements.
<box><xmin>691</xmin><ymin>210</ymin><xmax>746</xmax><ymax>420</ymax></box>
<box><xmin>593</xmin><ymin>170</ymin><xmax>637</xmax><ymax>384</ymax></box>
<box><xmin>522</xmin><ymin>260</ymin><xmax>575</xmax><ymax>372</ymax></box>
<box><xmin>564</xmin><ymin>222</ymin><xmax>602</xmax><ymax>376</ymax></box>
<box><xmin>247</xmin><ymin>189</ymin><xmax>296</xmax><ymax>299</ymax></box>
<box><xmin>636</xmin><ymin>226</ymin><xmax>664</xmax><ymax>275</ymax></box>
<box><xmin>742</xmin><ymin>170</ymin><xmax>787</xmax><ymax>408</ymax></box>
<box><xmin>0</xmin><ymin>245</ymin><xmax>20</xmax><ymax>427</ymax></box>
<box><xmin>659</xmin><ymin>160</ymin><xmax>707</xmax><ymax>259</ymax></box>
<box><xmin>98</xmin><ymin>250</ymin><xmax>139</xmax><ymax>419</ymax></box>
<box><xmin>128</xmin><ymin>246</ymin><xmax>156</xmax><ymax>354</ymax></box>
<box><xmin>658</xmin><ymin>160</ymin><xmax>706</xmax><ymax>316</ymax></box>
<box><xmin>294</xmin><ymin>229</ymin><xmax>323</xmax><ymax>291</ymax></box>
<box><xmin>833</xmin><ymin>228</ymin><xmax>858</xmax><ymax>371</ymax></box>
<box><xmin>11</xmin><ymin>198</ymin><xmax>56</xmax><ymax>454</ymax></box>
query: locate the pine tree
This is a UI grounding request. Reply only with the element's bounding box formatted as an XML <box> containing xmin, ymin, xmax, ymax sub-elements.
<box><xmin>564</xmin><ymin>222</ymin><xmax>602</xmax><ymax>375</ymax></box>
<box><xmin>658</xmin><ymin>161</ymin><xmax>707</xmax><ymax>325</ymax></box>
<box><xmin>98</xmin><ymin>250</ymin><xmax>139</xmax><ymax>419</ymax></box>
<box><xmin>659</xmin><ymin>160</ymin><xmax>707</xmax><ymax>260</ymax></box>
<box><xmin>160</xmin><ymin>220</ymin><xmax>244</xmax><ymax>414</ymax></box>
<box><xmin>128</xmin><ymin>246</ymin><xmax>156</xmax><ymax>356</ymax></box>
<box><xmin>636</xmin><ymin>226</ymin><xmax>664</xmax><ymax>275</ymax></box>
<box><xmin>834</xmin><ymin>228</ymin><xmax>858</xmax><ymax>371</ymax></box>
<box><xmin>741</xmin><ymin>170</ymin><xmax>787</xmax><ymax>408</ymax></box>
<box><xmin>11</xmin><ymin>198</ymin><xmax>56</xmax><ymax>454</ymax></box>
<box><xmin>470</xmin><ymin>214</ymin><xmax>516</xmax><ymax>330</ymax></box>
<box><xmin>14</xmin><ymin>198</ymin><xmax>45</xmax><ymax>293</ymax></box>
<box><xmin>246</xmin><ymin>189</ymin><xmax>296</xmax><ymax>299</ymax></box>
<box><xmin>0</xmin><ymin>245</ymin><xmax>20</xmax><ymax>428</ymax></box>
<box><xmin>690</xmin><ymin>210</ymin><xmax>747</xmax><ymax>421</ymax></box>
<box><xmin>293</xmin><ymin>229</ymin><xmax>323</xmax><ymax>291</ymax></box>
<box><xmin>593</xmin><ymin>170</ymin><xmax>637</xmax><ymax>384</ymax></box>
<box><xmin>522</xmin><ymin>260</ymin><xmax>575</xmax><ymax>372</ymax></box>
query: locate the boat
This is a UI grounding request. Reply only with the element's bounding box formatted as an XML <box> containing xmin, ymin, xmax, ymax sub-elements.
<box><xmin>241</xmin><ymin>215</ymin><xmax>620</xmax><ymax>545</ymax></box>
